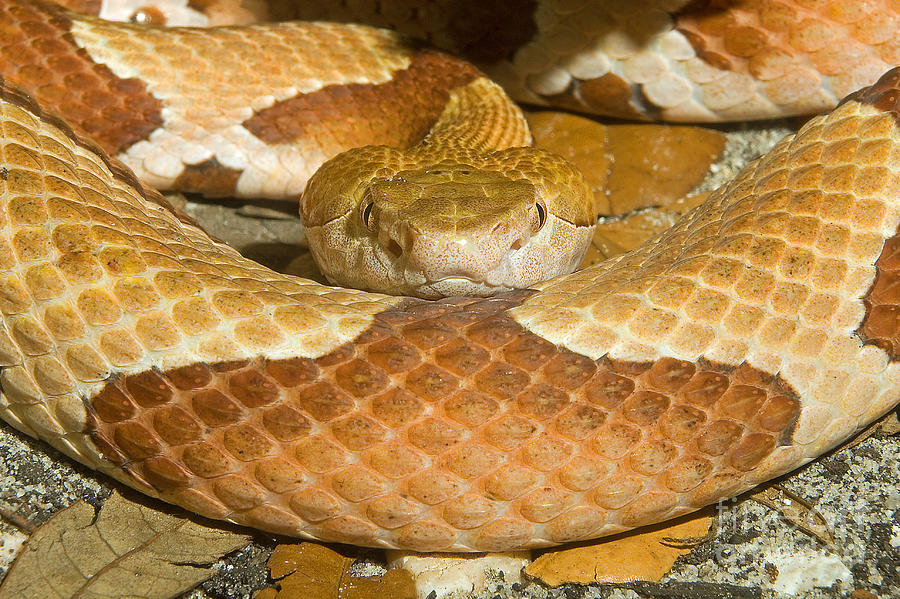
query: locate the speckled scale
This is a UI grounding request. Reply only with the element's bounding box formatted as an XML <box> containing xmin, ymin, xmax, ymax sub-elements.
<box><xmin>0</xmin><ymin>0</ymin><xmax>161</xmax><ymax>153</ymax></box>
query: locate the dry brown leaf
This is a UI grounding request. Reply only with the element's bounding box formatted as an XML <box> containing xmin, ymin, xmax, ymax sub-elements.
<box><xmin>256</xmin><ymin>543</ymin><xmax>415</xmax><ymax>599</ymax></box>
<box><xmin>530</xmin><ymin>112</ymin><xmax>724</xmax><ymax>217</ymax></box>
<box><xmin>603</xmin><ymin>124</ymin><xmax>725</xmax><ymax>215</ymax></box>
<box><xmin>581</xmin><ymin>193</ymin><xmax>708</xmax><ymax>267</ymax></box>
<box><xmin>750</xmin><ymin>485</ymin><xmax>835</xmax><ymax>546</ymax></box>
<box><xmin>0</xmin><ymin>491</ymin><xmax>250</xmax><ymax>599</ymax></box>
<box><xmin>524</xmin><ymin>510</ymin><xmax>713</xmax><ymax>586</ymax></box>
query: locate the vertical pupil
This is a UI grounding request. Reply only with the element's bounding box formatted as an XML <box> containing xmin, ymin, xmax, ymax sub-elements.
<box><xmin>363</xmin><ymin>203</ymin><xmax>374</xmax><ymax>226</ymax></box>
<box><xmin>536</xmin><ymin>203</ymin><xmax>546</xmax><ymax>227</ymax></box>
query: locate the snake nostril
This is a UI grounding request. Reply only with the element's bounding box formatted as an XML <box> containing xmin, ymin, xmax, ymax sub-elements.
<box><xmin>510</xmin><ymin>239</ymin><xmax>523</xmax><ymax>252</ymax></box>
<box><xmin>387</xmin><ymin>239</ymin><xmax>403</xmax><ymax>259</ymax></box>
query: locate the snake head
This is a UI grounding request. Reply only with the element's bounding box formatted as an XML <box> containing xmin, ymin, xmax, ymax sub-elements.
<box><xmin>301</xmin><ymin>145</ymin><xmax>596</xmax><ymax>298</ymax></box>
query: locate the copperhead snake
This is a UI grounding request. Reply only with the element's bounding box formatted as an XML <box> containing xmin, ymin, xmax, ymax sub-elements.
<box><xmin>0</xmin><ymin>0</ymin><xmax>897</xmax><ymax>553</ymax></box>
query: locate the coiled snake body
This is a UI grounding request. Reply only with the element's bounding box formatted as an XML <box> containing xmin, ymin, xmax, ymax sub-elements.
<box><xmin>0</xmin><ymin>0</ymin><xmax>898</xmax><ymax>552</ymax></box>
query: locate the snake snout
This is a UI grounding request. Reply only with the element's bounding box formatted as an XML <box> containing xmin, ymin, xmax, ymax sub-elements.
<box><xmin>401</xmin><ymin>209</ymin><xmax>540</xmax><ymax>281</ymax></box>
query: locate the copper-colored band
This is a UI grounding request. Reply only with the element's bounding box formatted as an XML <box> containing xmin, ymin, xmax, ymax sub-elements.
<box><xmin>0</xmin><ymin>0</ymin><xmax>163</xmax><ymax>155</ymax></box>
<box><xmin>266</xmin><ymin>0</ymin><xmax>537</xmax><ymax>63</ymax></box>
<box><xmin>243</xmin><ymin>49</ymin><xmax>481</xmax><ymax>149</ymax></box>
<box><xmin>48</xmin><ymin>0</ymin><xmax>101</xmax><ymax>16</ymax></box>
<box><xmin>860</xmin><ymin>226</ymin><xmax>900</xmax><ymax>359</ymax></box>
<box><xmin>410</xmin><ymin>0</ymin><xmax>538</xmax><ymax>63</ymax></box>
<box><xmin>188</xmin><ymin>0</ymin><xmax>219</xmax><ymax>11</ymax></box>
<box><xmin>575</xmin><ymin>72</ymin><xmax>648</xmax><ymax>121</ymax></box>
<box><xmin>673</xmin><ymin>1</ymin><xmax>740</xmax><ymax>73</ymax></box>
<box><xmin>839</xmin><ymin>68</ymin><xmax>900</xmax><ymax>122</ymax></box>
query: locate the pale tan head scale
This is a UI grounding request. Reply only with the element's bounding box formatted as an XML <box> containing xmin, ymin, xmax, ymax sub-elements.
<box><xmin>301</xmin><ymin>144</ymin><xmax>596</xmax><ymax>299</ymax></box>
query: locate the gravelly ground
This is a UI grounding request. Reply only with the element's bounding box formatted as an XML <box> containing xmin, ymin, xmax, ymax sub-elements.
<box><xmin>0</xmin><ymin>120</ymin><xmax>898</xmax><ymax>599</ymax></box>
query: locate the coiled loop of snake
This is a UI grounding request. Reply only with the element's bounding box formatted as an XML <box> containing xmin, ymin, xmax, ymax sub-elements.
<box><xmin>0</xmin><ymin>1</ymin><xmax>897</xmax><ymax>551</ymax></box>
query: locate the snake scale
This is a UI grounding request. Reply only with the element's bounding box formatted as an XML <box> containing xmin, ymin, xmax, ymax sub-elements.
<box><xmin>0</xmin><ymin>0</ymin><xmax>897</xmax><ymax>552</ymax></box>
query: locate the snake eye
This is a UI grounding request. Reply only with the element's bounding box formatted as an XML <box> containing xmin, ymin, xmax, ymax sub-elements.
<box><xmin>535</xmin><ymin>203</ymin><xmax>546</xmax><ymax>230</ymax></box>
<box><xmin>361</xmin><ymin>201</ymin><xmax>375</xmax><ymax>230</ymax></box>
<box><xmin>129</xmin><ymin>6</ymin><xmax>166</xmax><ymax>24</ymax></box>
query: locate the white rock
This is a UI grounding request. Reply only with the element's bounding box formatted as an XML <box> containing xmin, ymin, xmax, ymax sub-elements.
<box><xmin>764</xmin><ymin>548</ymin><xmax>851</xmax><ymax>595</ymax></box>
<box><xmin>387</xmin><ymin>551</ymin><xmax>531</xmax><ymax>599</ymax></box>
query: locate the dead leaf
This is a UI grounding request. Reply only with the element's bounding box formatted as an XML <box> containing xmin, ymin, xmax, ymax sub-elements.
<box><xmin>580</xmin><ymin>193</ymin><xmax>708</xmax><ymax>267</ymax></box>
<box><xmin>524</xmin><ymin>510</ymin><xmax>713</xmax><ymax>586</ymax></box>
<box><xmin>529</xmin><ymin>112</ymin><xmax>725</xmax><ymax>218</ymax></box>
<box><xmin>750</xmin><ymin>485</ymin><xmax>835</xmax><ymax>546</ymax></box>
<box><xmin>0</xmin><ymin>492</ymin><xmax>250</xmax><ymax>599</ymax></box>
<box><xmin>603</xmin><ymin>124</ymin><xmax>725</xmax><ymax>215</ymax></box>
<box><xmin>256</xmin><ymin>543</ymin><xmax>415</xmax><ymax>599</ymax></box>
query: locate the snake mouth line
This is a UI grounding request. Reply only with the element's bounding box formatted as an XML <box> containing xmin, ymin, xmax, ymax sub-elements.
<box><xmin>413</xmin><ymin>276</ymin><xmax>517</xmax><ymax>299</ymax></box>
<box><xmin>426</xmin><ymin>275</ymin><xmax>514</xmax><ymax>287</ymax></box>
